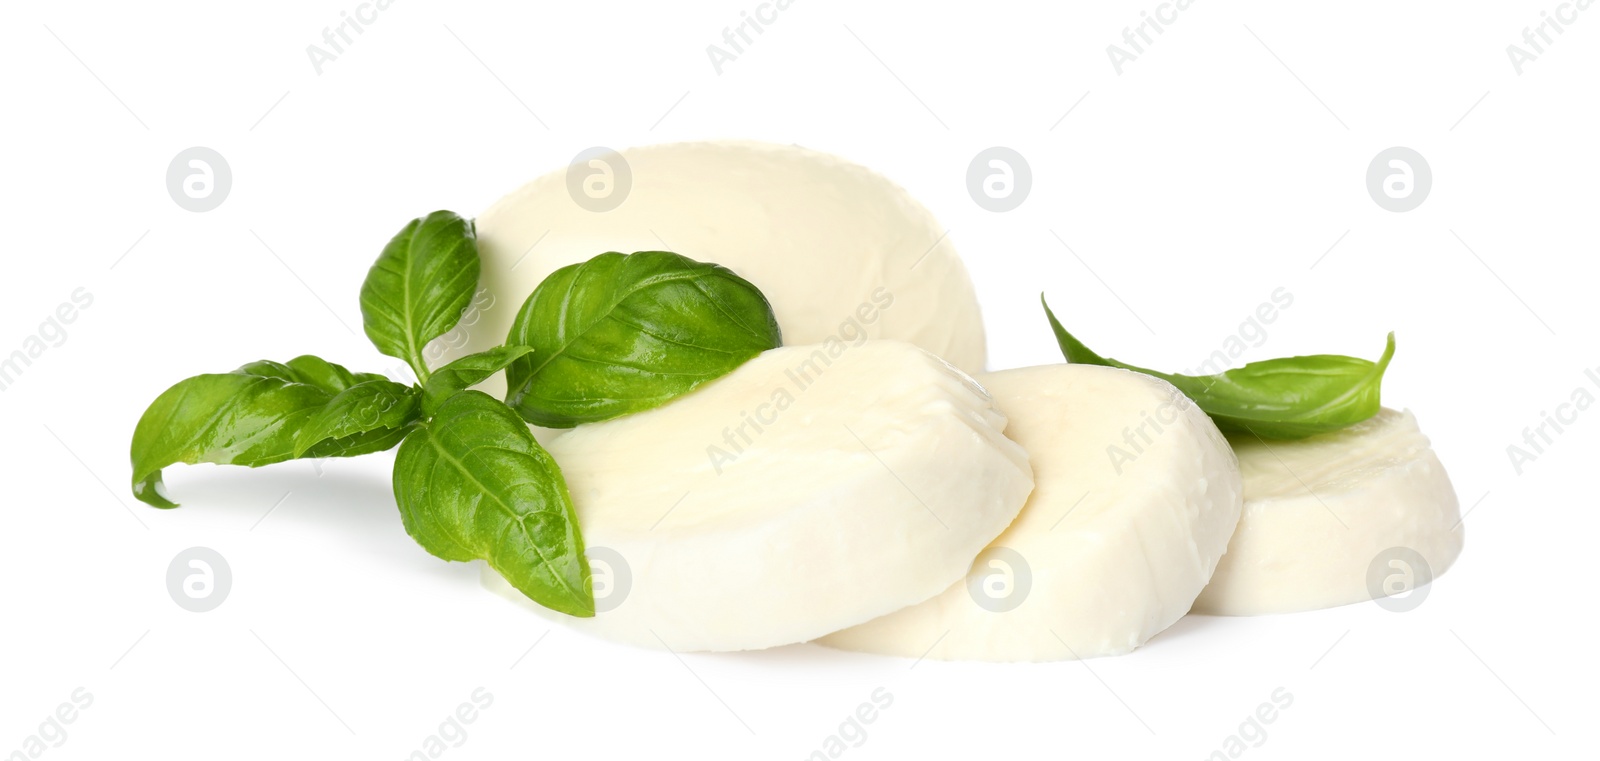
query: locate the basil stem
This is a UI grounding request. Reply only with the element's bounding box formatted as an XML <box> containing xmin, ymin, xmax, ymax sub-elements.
<box><xmin>421</xmin><ymin>345</ymin><xmax>535</xmax><ymax>417</ymax></box>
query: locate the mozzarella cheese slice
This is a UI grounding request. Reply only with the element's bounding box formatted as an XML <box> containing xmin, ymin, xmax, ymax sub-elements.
<box><xmin>1193</xmin><ymin>408</ymin><xmax>1463</xmax><ymax>615</ymax></box>
<box><xmin>820</xmin><ymin>364</ymin><xmax>1242</xmax><ymax>662</ymax></box>
<box><xmin>480</xmin><ymin>341</ymin><xmax>1033</xmax><ymax>652</ymax></box>
<box><xmin>442</xmin><ymin>140</ymin><xmax>988</xmax><ymax>398</ymax></box>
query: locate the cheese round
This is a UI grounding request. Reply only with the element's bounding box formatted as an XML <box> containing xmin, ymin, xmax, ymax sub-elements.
<box><xmin>444</xmin><ymin>141</ymin><xmax>988</xmax><ymax>398</ymax></box>
<box><xmin>480</xmin><ymin>341</ymin><xmax>1033</xmax><ymax>652</ymax></box>
<box><xmin>1193</xmin><ymin>409</ymin><xmax>1463</xmax><ymax>616</ymax></box>
<box><xmin>820</xmin><ymin>364</ymin><xmax>1243</xmax><ymax>662</ymax></box>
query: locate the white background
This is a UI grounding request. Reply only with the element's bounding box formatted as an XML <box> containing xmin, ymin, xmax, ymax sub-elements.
<box><xmin>2</xmin><ymin>1</ymin><xmax>1595</xmax><ymax>758</ymax></box>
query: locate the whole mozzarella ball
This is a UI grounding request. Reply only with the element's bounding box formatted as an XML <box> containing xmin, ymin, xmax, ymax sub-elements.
<box><xmin>435</xmin><ymin>141</ymin><xmax>987</xmax><ymax>393</ymax></box>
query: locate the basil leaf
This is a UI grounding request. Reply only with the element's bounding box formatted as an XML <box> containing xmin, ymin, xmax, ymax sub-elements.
<box><xmin>504</xmin><ymin>251</ymin><xmax>782</xmax><ymax>427</ymax></box>
<box><xmin>130</xmin><ymin>356</ymin><xmax>405</xmax><ymax>508</ymax></box>
<box><xmin>393</xmin><ymin>391</ymin><xmax>593</xmax><ymax>617</ymax></box>
<box><xmin>421</xmin><ymin>345</ymin><xmax>535</xmax><ymax>417</ymax></box>
<box><xmin>359</xmin><ymin>211</ymin><xmax>481</xmax><ymax>382</ymax></box>
<box><xmin>1043</xmin><ymin>296</ymin><xmax>1396</xmax><ymax>440</ymax></box>
<box><xmin>291</xmin><ymin>380</ymin><xmax>422</xmax><ymax>458</ymax></box>
<box><xmin>238</xmin><ymin>355</ymin><xmax>385</xmax><ymax>391</ymax></box>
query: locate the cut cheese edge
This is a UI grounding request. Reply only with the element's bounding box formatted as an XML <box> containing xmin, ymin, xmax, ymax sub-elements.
<box><xmin>820</xmin><ymin>364</ymin><xmax>1243</xmax><ymax>662</ymax></box>
<box><xmin>1193</xmin><ymin>408</ymin><xmax>1463</xmax><ymax>616</ymax></box>
<box><xmin>442</xmin><ymin>140</ymin><xmax>988</xmax><ymax>399</ymax></box>
<box><xmin>481</xmin><ymin>341</ymin><xmax>1033</xmax><ymax>651</ymax></box>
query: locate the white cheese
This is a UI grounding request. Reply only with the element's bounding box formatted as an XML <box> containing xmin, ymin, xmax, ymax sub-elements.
<box><xmin>1193</xmin><ymin>408</ymin><xmax>1463</xmax><ymax>615</ymax></box>
<box><xmin>820</xmin><ymin>364</ymin><xmax>1242</xmax><ymax>662</ymax></box>
<box><xmin>480</xmin><ymin>341</ymin><xmax>1033</xmax><ymax>652</ymax></box>
<box><xmin>445</xmin><ymin>141</ymin><xmax>989</xmax><ymax>399</ymax></box>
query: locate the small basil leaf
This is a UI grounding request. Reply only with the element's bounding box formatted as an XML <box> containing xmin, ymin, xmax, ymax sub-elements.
<box><xmin>421</xmin><ymin>345</ymin><xmax>535</xmax><ymax>417</ymax></box>
<box><xmin>359</xmin><ymin>211</ymin><xmax>481</xmax><ymax>382</ymax></box>
<box><xmin>130</xmin><ymin>356</ymin><xmax>401</xmax><ymax>508</ymax></box>
<box><xmin>1043</xmin><ymin>296</ymin><xmax>1396</xmax><ymax>440</ymax></box>
<box><xmin>504</xmin><ymin>251</ymin><xmax>782</xmax><ymax>427</ymax></box>
<box><xmin>305</xmin><ymin>424</ymin><xmax>413</xmax><ymax>460</ymax></box>
<box><xmin>393</xmin><ymin>391</ymin><xmax>593</xmax><ymax>617</ymax></box>
<box><xmin>239</xmin><ymin>355</ymin><xmax>386</xmax><ymax>393</ymax></box>
<box><xmin>291</xmin><ymin>380</ymin><xmax>422</xmax><ymax>458</ymax></box>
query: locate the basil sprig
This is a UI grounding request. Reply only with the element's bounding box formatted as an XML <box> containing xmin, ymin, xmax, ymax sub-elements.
<box><xmin>504</xmin><ymin>250</ymin><xmax>782</xmax><ymax>427</ymax></box>
<box><xmin>128</xmin><ymin>211</ymin><xmax>589</xmax><ymax>615</ymax></box>
<box><xmin>1043</xmin><ymin>296</ymin><xmax>1396</xmax><ymax>440</ymax></box>
<box><xmin>129</xmin><ymin>212</ymin><xmax>780</xmax><ymax>617</ymax></box>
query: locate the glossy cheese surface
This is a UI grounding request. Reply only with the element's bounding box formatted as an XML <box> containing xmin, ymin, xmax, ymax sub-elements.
<box><xmin>821</xmin><ymin>363</ymin><xmax>1243</xmax><ymax>661</ymax></box>
<box><xmin>482</xmin><ymin>341</ymin><xmax>1033</xmax><ymax>651</ymax></box>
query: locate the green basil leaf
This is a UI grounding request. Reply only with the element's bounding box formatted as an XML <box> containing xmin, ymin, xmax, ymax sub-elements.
<box><xmin>504</xmin><ymin>251</ymin><xmax>782</xmax><ymax>427</ymax></box>
<box><xmin>421</xmin><ymin>345</ymin><xmax>535</xmax><ymax>417</ymax></box>
<box><xmin>1043</xmin><ymin>296</ymin><xmax>1396</xmax><ymax>440</ymax></box>
<box><xmin>393</xmin><ymin>391</ymin><xmax>593</xmax><ymax>617</ymax></box>
<box><xmin>306</xmin><ymin>425</ymin><xmax>413</xmax><ymax>459</ymax></box>
<box><xmin>359</xmin><ymin>211</ymin><xmax>481</xmax><ymax>382</ymax></box>
<box><xmin>130</xmin><ymin>356</ymin><xmax>405</xmax><ymax>508</ymax></box>
<box><xmin>291</xmin><ymin>379</ymin><xmax>422</xmax><ymax>458</ymax></box>
<box><xmin>238</xmin><ymin>355</ymin><xmax>385</xmax><ymax>391</ymax></box>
